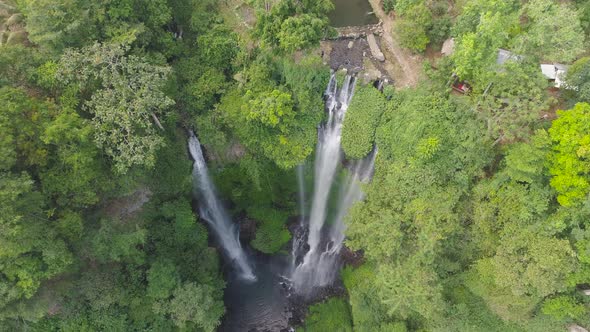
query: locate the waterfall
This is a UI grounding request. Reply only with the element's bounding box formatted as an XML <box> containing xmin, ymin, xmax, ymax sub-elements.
<box><xmin>312</xmin><ymin>153</ymin><xmax>376</xmax><ymax>285</ymax></box>
<box><xmin>296</xmin><ymin>164</ymin><xmax>306</xmax><ymax>218</ymax></box>
<box><xmin>290</xmin><ymin>74</ymin><xmax>374</xmax><ymax>294</ymax></box>
<box><xmin>188</xmin><ymin>132</ymin><xmax>256</xmax><ymax>281</ymax></box>
<box><xmin>291</xmin><ymin>165</ymin><xmax>307</xmax><ymax>270</ymax></box>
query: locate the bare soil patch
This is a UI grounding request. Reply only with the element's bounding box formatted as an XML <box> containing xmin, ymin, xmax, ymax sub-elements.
<box><xmin>367</xmin><ymin>0</ymin><xmax>424</xmax><ymax>88</ymax></box>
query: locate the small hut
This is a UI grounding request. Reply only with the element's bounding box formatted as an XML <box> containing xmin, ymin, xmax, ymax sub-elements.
<box><xmin>540</xmin><ymin>63</ymin><xmax>568</xmax><ymax>88</ymax></box>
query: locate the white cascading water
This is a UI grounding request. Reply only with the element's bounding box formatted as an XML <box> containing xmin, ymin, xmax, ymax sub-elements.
<box><xmin>188</xmin><ymin>132</ymin><xmax>256</xmax><ymax>281</ymax></box>
<box><xmin>291</xmin><ymin>164</ymin><xmax>307</xmax><ymax>270</ymax></box>
<box><xmin>307</xmin><ymin>74</ymin><xmax>353</xmax><ymax>256</ymax></box>
<box><xmin>291</xmin><ymin>74</ymin><xmax>375</xmax><ymax>294</ymax></box>
<box><xmin>311</xmin><ymin>152</ymin><xmax>376</xmax><ymax>285</ymax></box>
<box><xmin>296</xmin><ymin>164</ymin><xmax>306</xmax><ymax>219</ymax></box>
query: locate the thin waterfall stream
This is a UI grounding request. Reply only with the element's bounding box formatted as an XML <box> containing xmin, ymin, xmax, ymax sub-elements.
<box><xmin>188</xmin><ymin>132</ymin><xmax>256</xmax><ymax>281</ymax></box>
<box><xmin>291</xmin><ymin>164</ymin><xmax>307</xmax><ymax>271</ymax></box>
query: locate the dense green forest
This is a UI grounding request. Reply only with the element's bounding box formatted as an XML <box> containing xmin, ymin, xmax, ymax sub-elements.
<box><xmin>1</xmin><ymin>0</ymin><xmax>590</xmax><ymax>331</ymax></box>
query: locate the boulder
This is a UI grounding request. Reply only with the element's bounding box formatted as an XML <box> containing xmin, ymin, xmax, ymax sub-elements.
<box><xmin>569</xmin><ymin>325</ymin><xmax>589</xmax><ymax>332</ymax></box>
<box><xmin>367</xmin><ymin>33</ymin><xmax>385</xmax><ymax>62</ymax></box>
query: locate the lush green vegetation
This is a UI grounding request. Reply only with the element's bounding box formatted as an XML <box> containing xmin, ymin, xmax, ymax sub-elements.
<box><xmin>296</xmin><ymin>297</ymin><xmax>353</xmax><ymax>332</ymax></box>
<box><xmin>0</xmin><ymin>0</ymin><xmax>331</xmax><ymax>330</ymax></box>
<box><xmin>387</xmin><ymin>0</ymin><xmax>452</xmax><ymax>52</ymax></box>
<box><xmin>2</xmin><ymin>0</ymin><xmax>590</xmax><ymax>331</ymax></box>
<box><xmin>335</xmin><ymin>1</ymin><xmax>590</xmax><ymax>331</ymax></box>
<box><xmin>341</xmin><ymin>85</ymin><xmax>386</xmax><ymax>159</ymax></box>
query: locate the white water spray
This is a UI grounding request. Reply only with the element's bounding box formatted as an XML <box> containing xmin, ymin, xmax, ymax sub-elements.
<box><xmin>188</xmin><ymin>132</ymin><xmax>256</xmax><ymax>281</ymax></box>
<box><xmin>291</xmin><ymin>74</ymin><xmax>374</xmax><ymax>294</ymax></box>
<box><xmin>296</xmin><ymin>164</ymin><xmax>306</xmax><ymax>218</ymax></box>
<box><xmin>291</xmin><ymin>165</ymin><xmax>307</xmax><ymax>270</ymax></box>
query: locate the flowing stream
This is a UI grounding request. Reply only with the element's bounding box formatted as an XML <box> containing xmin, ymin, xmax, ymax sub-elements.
<box><xmin>188</xmin><ymin>132</ymin><xmax>256</xmax><ymax>281</ymax></box>
<box><xmin>290</xmin><ymin>74</ymin><xmax>375</xmax><ymax>295</ymax></box>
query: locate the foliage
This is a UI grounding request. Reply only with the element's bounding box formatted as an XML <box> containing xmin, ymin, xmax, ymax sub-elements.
<box><xmin>213</xmin><ymin>55</ymin><xmax>326</xmax><ymax>169</ymax></box>
<box><xmin>147</xmin><ymin>259</ymin><xmax>179</xmax><ymax>300</ymax></box>
<box><xmin>90</xmin><ymin>218</ymin><xmax>147</xmax><ymax>264</ymax></box>
<box><xmin>394</xmin><ymin>3</ymin><xmax>432</xmax><ymax>53</ymax></box>
<box><xmin>515</xmin><ymin>0</ymin><xmax>585</xmax><ymax>62</ymax></box>
<box><xmin>210</xmin><ymin>159</ymin><xmax>296</xmax><ymax>254</ymax></box>
<box><xmin>477</xmin><ymin>62</ymin><xmax>551</xmax><ymax>142</ymax></box>
<box><xmin>157</xmin><ymin>282</ymin><xmax>224</xmax><ymax>331</ymax></box>
<box><xmin>253</xmin><ymin>0</ymin><xmax>334</xmax><ymax>52</ymax></box>
<box><xmin>452</xmin><ymin>0</ymin><xmax>520</xmax><ymax>37</ymax></box>
<box><xmin>346</xmin><ymin>88</ymin><xmax>491</xmax><ymax>328</ymax></box>
<box><xmin>376</xmin><ymin>258</ymin><xmax>445</xmax><ymax>322</ymax></box>
<box><xmin>490</xmin><ymin>230</ymin><xmax>577</xmax><ymax>299</ymax></box>
<box><xmin>57</xmin><ymin>42</ymin><xmax>174</xmax><ymax>173</ymax></box>
<box><xmin>217</xmin><ymin>87</ymin><xmax>313</xmax><ymax>169</ymax></box>
<box><xmin>0</xmin><ymin>0</ymin><xmax>27</xmax><ymax>46</ymax></box>
<box><xmin>297</xmin><ymin>298</ymin><xmax>352</xmax><ymax>332</ymax></box>
<box><xmin>433</xmin><ymin>280</ymin><xmax>524</xmax><ymax>332</ymax></box>
<box><xmin>18</xmin><ymin>0</ymin><xmax>173</xmax><ymax>53</ymax></box>
<box><xmin>3</xmin><ymin>0</ymin><xmax>590</xmax><ymax>330</ymax></box>
<box><xmin>341</xmin><ymin>85</ymin><xmax>386</xmax><ymax>159</ymax></box>
<box><xmin>0</xmin><ymin>172</ymin><xmax>73</xmax><ymax>309</ymax></box>
<box><xmin>564</xmin><ymin>57</ymin><xmax>590</xmax><ymax>105</ymax></box>
<box><xmin>244</xmin><ymin>89</ymin><xmax>295</xmax><ymax>127</ymax></box>
<box><xmin>342</xmin><ymin>264</ymin><xmax>406</xmax><ymax>331</ymax></box>
<box><xmin>383</xmin><ymin>0</ymin><xmax>396</xmax><ymax>13</ymax></box>
<box><xmin>428</xmin><ymin>15</ymin><xmax>452</xmax><ymax>46</ymax></box>
<box><xmin>548</xmin><ymin>103</ymin><xmax>590</xmax><ymax>207</ymax></box>
<box><xmin>541</xmin><ymin>296</ymin><xmax>587</xmax><ymax>321</ymax></box>
<box><xmin>0</xmin><ymin>1</ymin><xmax>229</xmax><ymax>330</ymax></box>
<box><xmin>452</xmin><ymin>11</ymin><xmax>517</xmax><ymax>85</ymax></box>
<box><xmin>278</xmin><ymin>15</ymin><xmax>327</xmax><ymax>53</ymax></box>
<box><xmin>395</xmin><ymin>19</ymin><xmax>429</xmax><ymax>53</ymax></box>
<box><xmin>248</xmin><ymin>207</ymin><xmax>291</xmax><ymax>254</ymax></box>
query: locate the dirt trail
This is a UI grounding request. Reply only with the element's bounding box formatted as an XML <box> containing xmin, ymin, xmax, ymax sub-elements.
<box><xmin>368</xmin><ymin>0</ymin><xmax>422</xmax><ymax>87</ymax></box>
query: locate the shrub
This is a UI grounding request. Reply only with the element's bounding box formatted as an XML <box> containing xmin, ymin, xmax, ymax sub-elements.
<box><xmin>248</xmin><ymin>207</ymin><xmax>291</xmax><ymax>254</ymax></box>
<box><xmin>383</xmin><ymin>0</ymin><xmax>396</xmax><ymax>13</ymax></box>
<box><xmin>395</xmin><ymin>19</ymin><xmax>429</xmax><ymax>53</ymax></box>
<box><xmin>297</xmin><ymin>298</ymin><xmax>352</xmax><ymax>332</ymax></box>
<box><xmin>393</xmin><ymin>3</ymin><xmax>432</xmax><ymax>53</ymax></box>
<box><xmin>341</xmin><ymin>85</ymin><xmax>386</xmax><ymax>159</ymax></box>
<box><xmin>542</xmin><ymin>296</ymin><xmax>587</xmax><ymax>321</ymax></box>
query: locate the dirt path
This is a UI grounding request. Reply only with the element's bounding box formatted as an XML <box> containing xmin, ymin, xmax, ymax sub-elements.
<box><xmin>368</xmin><ymin>0</ymin><xmax>422</xmax><ymax>87</ymax></box>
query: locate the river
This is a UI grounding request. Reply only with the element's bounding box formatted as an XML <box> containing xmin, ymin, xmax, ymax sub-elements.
<box><xmin>328</xmin><ymin>0</ymin><xmax>378</xmax><ymax>27</ymax></box>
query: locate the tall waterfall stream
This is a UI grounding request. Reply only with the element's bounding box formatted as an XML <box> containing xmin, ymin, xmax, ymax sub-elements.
<box><xmin>189</xmin><ymin>132</ymin><xmax>256</xmax><ymax>281</ymax></box>
<box><xmin>189</xmin><ymin>74</ymin><xmax>375</xmax><ymax>331</ymax></box>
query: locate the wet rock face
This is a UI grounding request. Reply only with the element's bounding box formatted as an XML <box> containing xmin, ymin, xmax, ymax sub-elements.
<box><xmin>329</xmin><ymin>38</ymin><xmax>368</xmax><ymax>72</ymax></box>
<box><xmin>239</xmin><ymin>217</ymin><xmax>257</xmax><ymax>242</ymax></box>
<box><xmin>340</xmin><ymin>246</ymin><xmax>364</xmax><ymax>268</ymax></box>
<box><xmin>288</xmin><ymin>217</ymin><xmax>309</xmax><ymax>267</ymax></box>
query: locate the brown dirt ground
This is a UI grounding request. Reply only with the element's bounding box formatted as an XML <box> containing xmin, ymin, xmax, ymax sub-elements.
<box><xmin>367</xmin><ymin>0</ymin><xmax>424</xmax><ymax>88</ymax></box>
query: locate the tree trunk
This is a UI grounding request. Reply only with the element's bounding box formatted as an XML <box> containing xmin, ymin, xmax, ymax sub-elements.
<box><xmin>152</xmin><ymin>113</ymin><xmax>164</xmax><ymax>131</ymax></box>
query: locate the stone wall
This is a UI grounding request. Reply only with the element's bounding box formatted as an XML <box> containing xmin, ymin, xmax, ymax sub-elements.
<box><xmin>332</xmin><ymin>23</ymin><xmax>384</xmax><ymax>39</ymax></box>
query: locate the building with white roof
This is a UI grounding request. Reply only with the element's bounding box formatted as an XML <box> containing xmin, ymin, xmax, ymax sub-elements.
<box><xmin>540</xmin><ymin>63</ymin><xmax>568</xmax><ymax>88</ymax></box>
